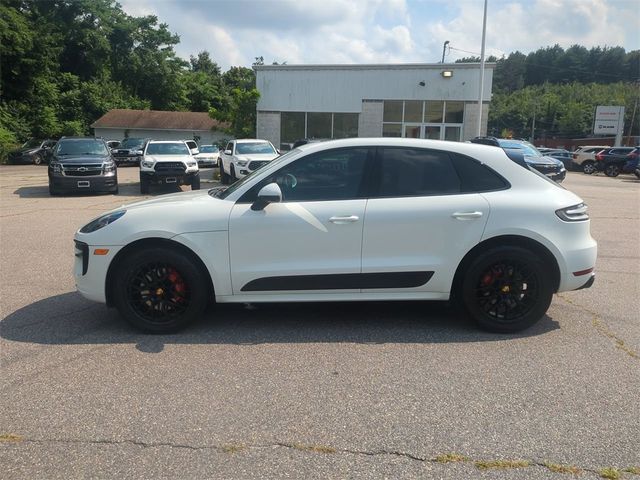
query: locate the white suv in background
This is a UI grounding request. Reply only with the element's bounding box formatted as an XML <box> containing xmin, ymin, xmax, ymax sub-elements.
<box><xmin>139</xmin><ymin>140</ymin><xmax>200</xmax><ymax>194</ymax></box>
<box><xmin>219</xmin><ymin>139</ymin><xmax>279</xmax><ymax>184</ymax></box>
<box><xmin>74</xmin><ymin>138</ymin><xmax>596</xmax><ymax>334</ymax></box>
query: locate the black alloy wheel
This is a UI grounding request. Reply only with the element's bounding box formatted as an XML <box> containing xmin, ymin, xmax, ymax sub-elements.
<box><xmin>461</xmin><ymin>246</ymin><xmax>552</xmax><ymax>333</ymax></box>
<box><xmin>33</xmin><ymin>153</ymin><xmax>43</xmax><ymax>165</ymax></box>
<box><xmin>604</xmin><ymin>164</ymin><xmax>620</xmax><ymax>177</ymax></box>
<box><xmin>113</xmin><ymin>247</ymin><xmax>208</xmax><ymax>333</ymax></box>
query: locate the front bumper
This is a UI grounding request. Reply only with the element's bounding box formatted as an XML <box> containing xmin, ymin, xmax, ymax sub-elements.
<box><xmin>50</xmin><ymin>173</ymin><xmax>118</xmax><ymax>192</ymax></box>
<box><xmin>140</xmin><ymin>170</ymin><xmax>198</xmax><ymax>185</ymax></box>
<box><xmin>74</xmin><ymin>240</ymin><xmax>121</xmax><ymax>303</ymax></box>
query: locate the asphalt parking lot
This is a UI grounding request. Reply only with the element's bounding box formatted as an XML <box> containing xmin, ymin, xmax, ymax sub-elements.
<box><xmin>1</xmin><ymin>165</ymin><xmax>638</xmax><ymax>479</ymax></box>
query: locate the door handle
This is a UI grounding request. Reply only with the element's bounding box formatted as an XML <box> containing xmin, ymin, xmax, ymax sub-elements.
<box><xmin>451</xmin><ymin>211</ymin><xmax>483</xmax><ymax>220</ymax></box>
<box><xmin>329</xmin><ymin>215</ymin><xmax>359</xmax><ymax>224</ymax></box>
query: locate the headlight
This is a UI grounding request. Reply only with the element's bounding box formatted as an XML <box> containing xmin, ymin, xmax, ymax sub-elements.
<box><xmin>141</xmin><ymin>160</ymin><xmax>154</xmax><ymax>168</ymax></box>
<box><xmin>236</xmin><ymin>160</ymin><xmax>248</xmax><ymax>167</ymax></box>
<box><xmin>103</xmin><ymin>161</ymin><xmax>116</xmax><ymax>173</ymax></box>
<box><xmin>186</xmin><ymin>161</ymin><xmax>196</xmax><ymax>167</ymax></box>
<box><xmin>80</xmin><ymin>210</ymin><xmax>126</xmax><ymax>233</ymax></box>
<box><xmin>51</xmin><ymin>162</ymin><xmax>62</xmax><ymax>173</ymax></box>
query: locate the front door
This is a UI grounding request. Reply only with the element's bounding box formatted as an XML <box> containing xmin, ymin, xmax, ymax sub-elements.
<box><xmin>228</xmin><ymin>147</ymin><xmax>372</xmax><ymax>295</ymax></box>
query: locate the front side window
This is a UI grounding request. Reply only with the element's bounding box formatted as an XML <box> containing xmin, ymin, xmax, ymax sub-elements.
<box><xmin>240</xmin><ymin>148</ymin><xmax>370</xmax><ymax>203</ymax></box>
<box><xmin>376</xmin><ymin>148</ymin><xmax>460</xmax><ymax>197</ymax></box>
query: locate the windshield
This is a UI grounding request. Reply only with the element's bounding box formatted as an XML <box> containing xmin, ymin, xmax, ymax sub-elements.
<box><xmin>146</xmin><ymin>142</ymin><xmax>190</xmax><ymax>155</ymax></box>
<box><xmin>22</xmin><ymin>139</ymin><xmax>43</xmax><ymax>149</ymax></box>
<box><xmin>211</xmin><ymin>149</ymin><xmax>299</xmax><ymax>199</ymax></box>
<box><xmin>498</xmin><ymin>140</ymin><xmax>542</xmax><ymax>157</ymax></box>
<box><xmin>200</xmin><ymin>145</ymin><xmax>216</xmax><ymax>153</ymax></box>
<box><xmin>55</xmin><ymin>139</ymin><xmax>108</xmax><ymax>156</ymax></box>
<box><xmin>119</xmin><ymin>138</ymin><xmax>146</xmax><ymax>149</ymax></box>
<box><xmin>236</xmin><ymin>142</ymin><xmax>276</xmax><ymax>155</ymax></box>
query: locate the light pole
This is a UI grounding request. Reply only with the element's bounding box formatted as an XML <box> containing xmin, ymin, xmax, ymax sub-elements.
<box><xmin>442</xmin><ymin>40</ymin><xmax>449</xmax><ymax>63</ymax></box>
<box><xmin>476</xmin><ymin>0</ymin><xmax>488</xmax><ymax>137</ymax></box>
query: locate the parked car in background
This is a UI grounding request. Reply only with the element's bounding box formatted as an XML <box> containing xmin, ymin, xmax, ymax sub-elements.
<box><xmin>48</xmin><ymin>137</ymin><xmax>118</xmax><ymax>195</ymax></box>
<box><xmin>139</xmin><ymin>140</ymin><xmax>200</xmax><ymax>194</ymax></box>
<box><xmin>622</xmin><ymin>147</ymin><xmax>639</xmax><ymax>177</ymax></box>
<box><xmin>184</xmin><ymin>140</ymin><xmax>199</xmax><ymax>156</ymax></box>
<box><xmin>469</xmin><ymin>137</ymin><xmax>566</xmax><ymax>182</ymax></box>
<box><xmin>111</xmin><ymin>138</ymin><xmax>149</xmax><ymax>166</ymax></box>
<box><xmin>538</xmin><ymin>148</ymin><xmax>573</xmax><ymax>170</ymax></box>
<box><xmin>594</xmin><ymin>147</ymin><xmax>636</xmax><ymax>177</ymax></box>
<box><xmin>193</xmin><ymin>144</ymin><xmax>219</xmax><ymax>168</ymax></box>
<box><xmin>8</xmin><ymin>139</ymin><xmax>57</xmax><ymax>165</ymax></box>
<box><xmin>73</xmin><ymin>138</ymin><xmax>596</xmax><ymax>334</ymax></box>
<box><xmin>219</xmin><ymin>139</ymin><xmax>279</xmax><ymax>184</ymax></box>
<box><xmin>571</xmin><ymin>145</ymin><xmax>610</xmax><ymax>174</ymax></box>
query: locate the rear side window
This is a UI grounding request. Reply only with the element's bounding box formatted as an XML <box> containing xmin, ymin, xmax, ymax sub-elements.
<box><xmin>376</xmin><ymin>148</ymin><xmax>460</xmax><ymax>197</ymax></box>
<box><xmin>450</xmin><ymin>153</ymin><xmax>509</xmax><ymax>192</ymax></box>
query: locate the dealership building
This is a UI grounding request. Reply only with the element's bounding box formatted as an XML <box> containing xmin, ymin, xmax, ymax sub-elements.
<box><xmin>255</xmin><ymin>63</ymin><xmax>495</xmax><ymax>149</ymax></box>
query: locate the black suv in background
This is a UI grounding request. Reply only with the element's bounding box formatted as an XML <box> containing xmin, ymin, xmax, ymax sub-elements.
<box><xmin>469</xmin><ymin>137</ymin><xmax>566</xmax><ymax>182</ymax></box>
<box><xmin>48</xmin><ymin>137</ymin><xmax>118</xmax><ymax>195</ymax></box>
<box><xmin>111</xmin><ymin>138</ymin><xmax>149</xmax><ymax>166</ymax></box>
<box><xmin>8</xmin><ymin>139</ymin><xmax>57</xmax><ymax>165</ymax></box>
<box><xmin>594</xmin><ymin>147</ymin><xmax>637</xmax><ymax>177</ymax></box>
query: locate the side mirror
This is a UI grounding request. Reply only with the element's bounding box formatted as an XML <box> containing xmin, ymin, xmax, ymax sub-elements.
<box><xmin>135</xmin><ymin>150</ymin><xmax>144</xmax><ymax>155</ymax></box>
<box><xmin>251</xmin><ymin>183</ymin><xmax>282</xmax><ymax>211</ymax></box>
<box><xmin>224</xmin><ymin>149</ymin><xmax>232</xmax><ymax>155</ymax></box>
<box><xmin>190</xmin><ymin>148</ymin><xmax>199</xmax><ymax>155</ymax></box>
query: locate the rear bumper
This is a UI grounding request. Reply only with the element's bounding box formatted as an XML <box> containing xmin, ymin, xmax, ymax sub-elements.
<box><xmin>574</xmin><ymin>273</ymin><xmax>595</xmax><ymax>291</ymax></box>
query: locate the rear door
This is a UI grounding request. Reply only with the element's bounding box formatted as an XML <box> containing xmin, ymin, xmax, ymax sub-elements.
<box><xmin>361</xmin><ymin>148</ymin><xmax>502</xmax><ymax>295</ymax></box>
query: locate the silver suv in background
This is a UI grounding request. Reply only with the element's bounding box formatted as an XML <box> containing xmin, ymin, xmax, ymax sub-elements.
<box><xmin>571</xmin><ymin>145</ymin><xmax>610</xmax><ymax>174</ymax></box>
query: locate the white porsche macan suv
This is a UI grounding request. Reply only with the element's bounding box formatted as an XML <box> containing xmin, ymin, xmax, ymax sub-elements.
<box><xmin>74</xmin><ymin>138</ymin><xmax>597</xmax><ymax>333</ymax></box>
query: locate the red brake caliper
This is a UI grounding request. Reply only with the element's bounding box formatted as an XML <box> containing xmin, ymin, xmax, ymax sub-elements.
<box><xmin>168</xmin><ymin>268</ymin><xmax>187</xmax><ymax>302</ymax></box>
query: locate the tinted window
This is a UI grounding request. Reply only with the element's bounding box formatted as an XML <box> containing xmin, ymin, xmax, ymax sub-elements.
<box><xmin>236</xmin><ymin>142</ymin><xmax>276</xmax><ymax>155</ymax></box>
<box><xmin>200</xmin><ymin>146</ymin><xmax>216</xmax><ymax>153</ymax></box>
<box><xmin>377</xmin><ymin>148</ymin><xmax>460</xmax><ymax>197</ymax></box>
<box><xmin>240</xmin><ymin>148</ymin><xmax>369</xmax><ymax>202</ymax></box>
<box><xmin>450</xmin><ymin>153</ymin><xmax>509</xmax><ymax>192</ymax></box>
<box><xmin>56</xmin><ymin>139</ymin><xmax>108</xmax><ymax>156</ymax></box>
<box><xmin>146</xmin><ymin>143</ymin><xmax>190</xmax><ymax>155</ymax></box>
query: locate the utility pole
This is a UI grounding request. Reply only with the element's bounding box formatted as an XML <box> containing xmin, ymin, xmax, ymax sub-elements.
<box><xmin>442</xmin><ymin>41</ymin><xmax>449</xmax><ymax>63</ymax></box>
<box><xmin>530</xmin><ymin>103</ymin><xmax>536</xmax><ymax>143</ymax></box>
<box><xmin>476</xmin><ymin>0</ymin><xmax>488</xmax><ymax>137</ymax></box>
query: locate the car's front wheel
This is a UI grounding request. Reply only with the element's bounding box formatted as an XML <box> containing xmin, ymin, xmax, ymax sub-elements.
<box><xmin>112</xmin><ymin>247</ymin><xmax>209</xmax><ymax>333</ymax></box>
<box><xmin>33</xmin><ymin>153</ymin><xmax>43</xmax><ymax>165</ymax></box>
<box><xmin>191</xmin><ymin>174</ymin><xmax>201</xmax><ymax>190</ymax></box>
<box><xmin>582</xmin><ymin>160</ymin><xmax>596</xmax><ymax>174</ymax></box>
<box><xmin>220</xmin><ymin>163</ymin><xmax>229</xmax><ymax>185</ymax></box>
<box><xmin>461</xmin><ymin>246</ymin><xmax>553</xmax><ymax>333</ymax></box>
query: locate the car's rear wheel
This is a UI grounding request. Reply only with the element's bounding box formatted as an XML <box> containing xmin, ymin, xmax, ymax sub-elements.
<box><xmin>461</xmin><ymin>246</ymin><xmax>553</xmax><ymax>333</ymax></box>
<box><xmin>191</xmin><ymin>174</ymin><xmax>201</xmax><ymax>190</ymax></box>
<box><xmin>604</xmin><ymin>164</ymin><xmax>620</xmax><ymax>177</ymax></box>
<box><xmin>582</xmin><ymin>160</ymin><xmax>596</xmax><ymax>174</ymax></box>
<box><xmin>33</xmin><ymin>153</ymin><xmax>43</xmax><ymax>165</ymax></box>
<box><xmin>230</xmin><ymin>165</ymin><xmax>237</xmax><ymax>182</ymax></box>
<box><xmin>112</xmin><ymin>247</ymin><xmax>208</xmax><ymax>333</ymax></box>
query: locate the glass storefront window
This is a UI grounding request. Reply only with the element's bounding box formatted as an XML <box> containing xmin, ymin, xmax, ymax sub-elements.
<box><xmin>281</xmin><ymin>112</ymin><xmax>305</xmax><ymax>144</ymax></box>
<box><xmin>333</xmin><ymin>113</ymin><xmax>359</xmax><ymax>139</ymax></box>
<box><xmin>307</xmin><ymin>112</ymin><xmax>332</xmax><ymax>138</ymax></box>
<box><xmin>382</xmin><ymin>124</ymin><xmax>402</xmax><ymax>137</ymax></box>
<box><xmin>383</xmin><ymin>101</ymin><xmax>403</xmax><ymax>122</ymax></box>
<box><xmin>444</xmin><ymin>126</ymin><xmax>461</xmax><ymax>141</ymax></box>
<box><xmin>404</xmin><ymin>101</ymin><xmax>423</xmax><ymax>122</ymax></box>
<box><xmin>445</xmin><ymin>101</ymin><xmax>464</xmax><ymax>123</ymax></box>
<box><xmin>425</xmin><ymin>101</ymin><xmax>444</xmax><ymax>123</ymax></box>
<box><xmin>424</xmin><ymin>126</ymin><xmax>441</xmax><ymax>139</ymax></box>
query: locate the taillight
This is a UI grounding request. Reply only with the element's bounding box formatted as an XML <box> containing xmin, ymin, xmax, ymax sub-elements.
<box><xmin>572</xmin><ymin>153</ymin><xmax>578</xmax><ymax>159</ymax></box>
<box><xmin>556</xmin><ymin>203</ymin><xmax>589</xmax><ymax>222</ymax></box>
<box><xmin>595</xmin><ymin>152</ymin><xmax>604</xmax><ymax>161</ymax></box>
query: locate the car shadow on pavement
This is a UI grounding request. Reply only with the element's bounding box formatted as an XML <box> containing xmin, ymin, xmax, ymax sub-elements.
<box><xmin>1</xmin><ymin>292</ymin><xmax>560</xmax><ymax>351</ymax></box>
<box><xmin>13</xmin><ymin>183</ymin><xmax>182</xmax><ymax>198</ymax></box>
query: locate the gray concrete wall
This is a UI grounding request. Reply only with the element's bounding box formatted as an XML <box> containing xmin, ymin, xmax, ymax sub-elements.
<box><xmin>358</xmin><ymin>101</ymin><xmax>383</xmax><ymax>137</ymax></box>
<box><xmin>462</xmin><ymin>103</ymin><xmax>490</xmax><ymax>140</ymax></box>
<box><xmin>256</xmin><ymin>111</ymin><xmax>281</xmax><ymax>147</ymax></box>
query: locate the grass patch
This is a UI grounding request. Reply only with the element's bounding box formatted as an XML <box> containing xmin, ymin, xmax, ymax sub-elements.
<box><xmin>543</xmin><ymin>461</ymin><xmax>581</xmax><ymax>475</ymax></box>
<box><xmin>0</xmin><ymin>434</ymin><xmax>23</xmax><ymax>442</ymax></box>
<box><xmin>291</xmin><ymin>443</ymin><xmax>336</xmax><ymax>454</ymax></box>
<box><xmin>623</xmin><ymin>467</ymin><xmax>640</xmax><ymax>475</ymax></box>
<box><xmin>221</xmin><ymin>444</ymin><xmax>245</xmax><ymax>454</ymax></box>
<box><xmin>475</xmin><ymin>459</ymin><xmax>531</xmax><ymax>470</ymax></box>
<box><xmin>434</xmin><ymin>453</ymin><xmax>469</xmax><ymax>463</ymax></box>
<box><xmin>599</xmin><ymin>468</ymin><xmax>621</xmax><ymax>479</ymax></box>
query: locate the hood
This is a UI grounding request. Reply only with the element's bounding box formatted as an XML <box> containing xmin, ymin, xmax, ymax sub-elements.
<box><xmin>236</xmin><ymin>153</ymin><xmax>279</xmax><ymax>161</ymax></box>
<box><xmin>123</xmin><ymin>188</ymin><xmax>211</xmax><ymax>210</ymax></box>
<box><xmin>54</xmin><ymin>154</ymin><xmax>111</xmax><ymax>164</ymax></box>
<box><xmin>145</xmin><ymin>154</ymin><xmax>192</xmax><ymax>163</ymax></box>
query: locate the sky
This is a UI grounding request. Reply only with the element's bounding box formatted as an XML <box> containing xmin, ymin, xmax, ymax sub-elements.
<box><xmin>119</xmin><ymin>0</ymin><xmax>640</xmax><ymax>70</ymax></box>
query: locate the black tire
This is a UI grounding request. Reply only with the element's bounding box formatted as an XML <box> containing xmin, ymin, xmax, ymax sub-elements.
<box><xmin>230</xmin><ymin>164</ymin><xmax>237</xmax><ymax>182</ymax></box>
<box><xmin>49</xmin><ymin>184</ymin><xmax>59</xmax><ymax>196</ymax></box>
<box><xmin>191</xmin><ymin>174</ymin><xmax>201</xmax><ymax>190</ymax></box>
<box><xmin>582</xmin><ymin>160</ymin><xmax>596</xmax><ymax>174</ymax></box>
<box><xmin>220</xmin><ymin>164</ymin><xmax>229</xmax><ymax>185</ymax></box>
<box><xmin>604</xmin><ymin>164</ymin><xmax>620</xmax><ymax>177</ymax></box>
<box><xmin>33</xmin><ymin>153</ymin><xmax>43</xmax><ymax>165</ymax></box>
<box><xmin>112</xmin><ymin>247</ymin><xmax>209</xmax><ymax>333</ymax></box>
<box><xmin>112</xmin><ymin>186</ymin><xmax>119</xmax><ymax>195</ymax></box>
<box><xmin>140</xmin><ymin>177</ymin><xmax>150</xmax><ymax>194</ymax></box>
<box><xmin>460</xmin><ymin>246</ymin><xmax>553</xmax><ymax>333</ymax></box>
